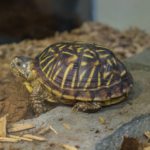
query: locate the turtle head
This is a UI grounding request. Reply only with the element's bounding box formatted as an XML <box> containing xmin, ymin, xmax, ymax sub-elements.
<box><xmin>10</xmin><ymin>56</ymin><xmax>33</xmax><ymax>80</ymax></box>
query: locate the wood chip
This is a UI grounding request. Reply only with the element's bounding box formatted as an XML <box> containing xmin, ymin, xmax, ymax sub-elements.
<box><xmin>23</xmin><ymin>134</ymin><xmax>46</xmax><ymax>141</ymax></box>
<box><xmin>99</xmin><ymin>117</ymin><xmax>105</xmax><ymax>124</ymax></box>
<box><xmin>8</xmin><ymin>123</ymin><xmax>35</xmax><ymax>133</ymax></box>
<box><xmin>49</xmin><ymin>125</ymin><xmax>58</xmax><ymax>135</ymax></box>
<box><xmin>144</xmin><ymin>147</ymin><xmax>150</xmax><ymax>150</ymax></box>
<box><xmin>38</xmin><ymin>126</ymin><xmax>50</xmax><ymax>135</ymax></box>
<box><xmin>0</xmin><ymin>137</ymin><xmax>18</xmax><ymax>143</ymax></box>
<box><xmin>0</xmin><ymin>114</ymin><xmax>8</xmax><ymax>137</ymax></box>
<box><xmin>144</xmin><ymin>131</ymin><xmax>150</xmax><ymax>142</ymax></box>
<box><xmin>0</xmin><ymin>114</ymin><xmax>8</xmax><ymax>122</ymax></box>
<box><xmin>63</xmin><ymin>124</ymin><xmax>71</xmax><ymax>130</ymax></box>
<box><xmin>54</xmin><ymin>143</ymin><xmax>78</xmax><ymax>150</ymax></box>
<box><xmin>145</xmin><ymin>131</ymin><xmax>150</xmax><ymax>138</ymax></box>
<box><xmin>62</xmin><ymin>144</ymin><xmax>78</xmax><ymax>150</ymax></box>
<box><xmin>9</xmin><ymin>135</ymin><xmax>33</xmax><ymax>142</ymax></box>
<box><xmin>38</xmin><ymin>125</ymin><xmax>58</xmax><ymax>135</ymax></box>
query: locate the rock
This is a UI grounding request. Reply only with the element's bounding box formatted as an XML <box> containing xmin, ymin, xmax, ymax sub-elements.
<box><xmin>2</xmin><ymin>59</ymin><xmax>150</xmax><ymax>149</ymax></box>
<box><xmin>0</xmin><ymin>65</ymin><xmax>30</xmax><ymax>122</ymax></box>
<box><xmin>95</xmin><ymin>114</ymin><xmax>150</xmax><ymax>150</ymax></box>
<box><xmin>2</xmin><ymin>50</ymin><xmax>150</xmax><ymax>149</ymax></box>
<box><xmin>124</xmin><ymin>49</ymin><xmax>150</xmax><ymax>71</ymax></box>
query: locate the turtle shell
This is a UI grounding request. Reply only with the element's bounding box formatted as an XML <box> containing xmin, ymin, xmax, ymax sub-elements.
<box><xmin>31</xmin><ymin>41</ymin><xmax>133</xmax><ymax>102</ymax></box>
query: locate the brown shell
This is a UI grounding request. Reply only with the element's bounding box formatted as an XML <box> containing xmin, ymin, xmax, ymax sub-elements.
<box><xmin>31</xmin><ymin>41</ymin><xmax>133</xmax><ymax>102</ymax></box>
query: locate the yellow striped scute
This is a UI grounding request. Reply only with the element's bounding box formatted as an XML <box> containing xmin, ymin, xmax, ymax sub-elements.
<box><xmin>31</xmin><ymin>42</ymin><xmax>133</xmax><ymax>102</ymax></box>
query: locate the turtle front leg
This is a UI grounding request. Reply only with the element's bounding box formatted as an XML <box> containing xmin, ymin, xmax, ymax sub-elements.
<box><xmin>31</xmin><ymin>93</ymin><xmax>48</xmax><ymax>117</ymax></box>
<box><xmin>30</xmin><ymin>80</ymin><xmax>49</xmax><ymax>117</ymax></box>
<box><xmin>71</xmin><ymin>102</ymin><xmax>101</xmax><ymax>112</ymax></box>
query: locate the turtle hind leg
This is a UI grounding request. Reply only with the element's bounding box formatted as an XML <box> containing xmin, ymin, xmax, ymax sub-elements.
<box><xmin>71</xmin><ymin>102</ymin><xmax>101</xmax><ymax>112</ymax></box>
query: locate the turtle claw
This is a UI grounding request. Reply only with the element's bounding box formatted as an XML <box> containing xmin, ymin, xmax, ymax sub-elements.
<box><xmin>71</xmin><ymin>105</ymin><xmax>80</xmax><ymax>113</ymax></box>
<box><xmin>75</xmin><ymin>107</ymin><xmax>79</xmax><ymax>113</ymax></box>
<box><xmin>71</xmin><ymin>102</ymin><xmax>101</xmax><ymax>113</ymax></box>
<box><xmin>71</xmin><ymin>106</ymin><xmax>77</xmax><ymax>113</ymax></box>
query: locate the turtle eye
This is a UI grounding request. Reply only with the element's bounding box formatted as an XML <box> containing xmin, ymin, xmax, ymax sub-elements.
<box><xmin>17</xmin><ymin>62</ymin><xmax>21</xmax><ymax>66</ymax></box>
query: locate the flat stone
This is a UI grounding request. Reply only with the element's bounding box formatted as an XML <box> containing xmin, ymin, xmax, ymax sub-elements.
<box><xmin>124</xmin><ymin>49</ymin><xmax>150</xmax><ymax>66</ymax></box>
<box><xmin>2</xmin><ymin>70</ymin><xmax>150</xmax><ymax>150</ymax></box>
<box><xmin>3</xmin><ymin>50</ymin><xmax>150</xmax><ymax>150</ymax></box>
<box><xmin>124</xmin><ymin>49</ymin><xmax>150</xmax><ymax>71</ymax></box>
<box><xmin>96</xmin><ymin>114</ymin><xmax>150</xmax><ymax>150</ymax></box>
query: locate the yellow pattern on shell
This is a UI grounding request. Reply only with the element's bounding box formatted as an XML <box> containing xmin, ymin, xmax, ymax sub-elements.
<box><xmin>77</xmin><ymin>70</ymin><xmax>87</xmax><ymax>87</ymax></box>
<box><xmin>84</xmin><ymin>48</ymin><xmax>96</xmax><ymax>55</ymax></box>
<box><xmin>50</xmin><ymin>63</ymin><xmax>57</xmax><ymax>79</ymax></box>
<box><xmin>46</xmin><ymin>65</ymin><xmax>52</xmax><ymax>77</ymax></box>
<box><xmin>61</xmin><ymin>63</ymin><xmax>74</xmax><ymax>89</ymax></box>
<box><xmin>39</xmin><ymin>50</ymin><xmax>46</xmax><ymax>59</ymax></box>
<box><xmin>76</xmin><ymin>92</ymin><xmax>91</xmax><ymax>101</ymax></box>
<box><xmin>121</xmin><ymin>70</ymin><xmax>126</xmax><ymax>76</ymax></box>
<box><xmin>42</xmin><ymin>57</ymin><xmax>55</xmax><ymax>71</ymax></box>
<box><xmin>81</xmin><ymin>62</ymin><xmax>88</xmax><ymax>66</ymax></box>
<box><xmin>103</xmin><ymin>72</ymin><xmax>110</xmax><ymax>79</ymax></box>
<box><xmin>98</xmin><ymin>71</ymin><xmax>101</xmax><ymax>87</ymax></box>
<box><xmin>83</xmin><ymin>54</ymin><xmax>94</xmax><ymax>59</ymax></box>
<box><xmin>96</xmin><ymin>50</ymin><xmax>105</xmax><ymax>52</ymax></box>
<box><xmin>99</xmin><ymin>54</ymin><xmax>109</xmax><ymax>58</ymax></box>
<box><xmin>107</xmin><ymin>59</ymin><xmax>112</xmax><ymax>66</ymax></box>
<box><xmin>68</xmin><ymin>45</ymin><xmax>73</xmax><ymax>50</ymax></box>
<box><xmin>63</xmin><ymin>94</ymin><xmax>75</xmax><ymax>100</ymax></box>
<box><xmin>48</xmin><ymin>48</ymin><xmax>55</xmax><ymax>52</ymax></box>
<box><xmin>112</xmin><ymin>57</ymin><xmax>117</xmax><ymax>65</ymax></box>
<box><xmin>58</xmin><ymin>61</ymin><xmax>61</xmax><ymax>66</ymax></box>
<box><xmin>67</xmin><ymin>55</ymin><xmax>78</xmax><ymax>63</ymax></box>
<box><xmin>84</xmin><ymin>67</ymin><xmax>96</xmax><ymax>89</ymax></box>
<box><xmin>62</xmin><ymin>51</ymin><xmax>73</xmax><ymax>55</ymax></box>
<box><xmin>77</xmin><ymin>47</ymin><xmax>83</xmax><ymax>53</ymax></box>
<box><xmin>71</xmin><ymin>70</ymin><xmax>77</xmax><ymax>88</ymax></box>
<box><xmin>40</xmin><ymin>54</ymin><xmax>54</xmax><ymax>64</ymax></box>
<box><xmin>52</xmin><ymin>89</ymin><xmax>62</xmax><ymax>98</ymax></box>
<box><xmin>56</xmin><ymin>44</ymin><xmax>61</xmax><ymax>47</ymax></box>
<box><xmin>106</xmin><ymin>74</ymin><xmax>113</xmax><ymax>86</ymax></box>
<box><xmin>44</xmin><ymin>84</ymin><xmax>52</xmax><ymax>92</ymax></box>
<box><xmin>42</xmin><ymin>53</ymin><xmax>58</xmax><ymax>71</ymax></box>
<box><xmin>94</xmin><ymin>60</ymin><xmax>99</xmax><ymax>66</ymax></box>
<box><xmin>53</xmin><ymin>67</ymin><xmax>62</xmax><ymax>80</ymax></box>
<box><xmin>59</xmin><ymin>45</ymin><xmax>66</xmax><ymax>51</ymax></box>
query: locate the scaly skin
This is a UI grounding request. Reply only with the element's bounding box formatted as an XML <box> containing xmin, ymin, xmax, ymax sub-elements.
<box><xmin>24</xmin><ymin>79</ymin><xmax>53</xmax><ymax>116</ymax></box>
<box><xmin>71</xmin><ymin>102</ymin><xmax>101</xmax><ymax>112</ymax></box>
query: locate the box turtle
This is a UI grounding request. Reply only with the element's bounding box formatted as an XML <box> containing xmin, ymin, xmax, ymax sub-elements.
<box><xmin>10</xmin><ymin>41</ymin><xmax>133</xmax><ymax>116</ymax></box>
